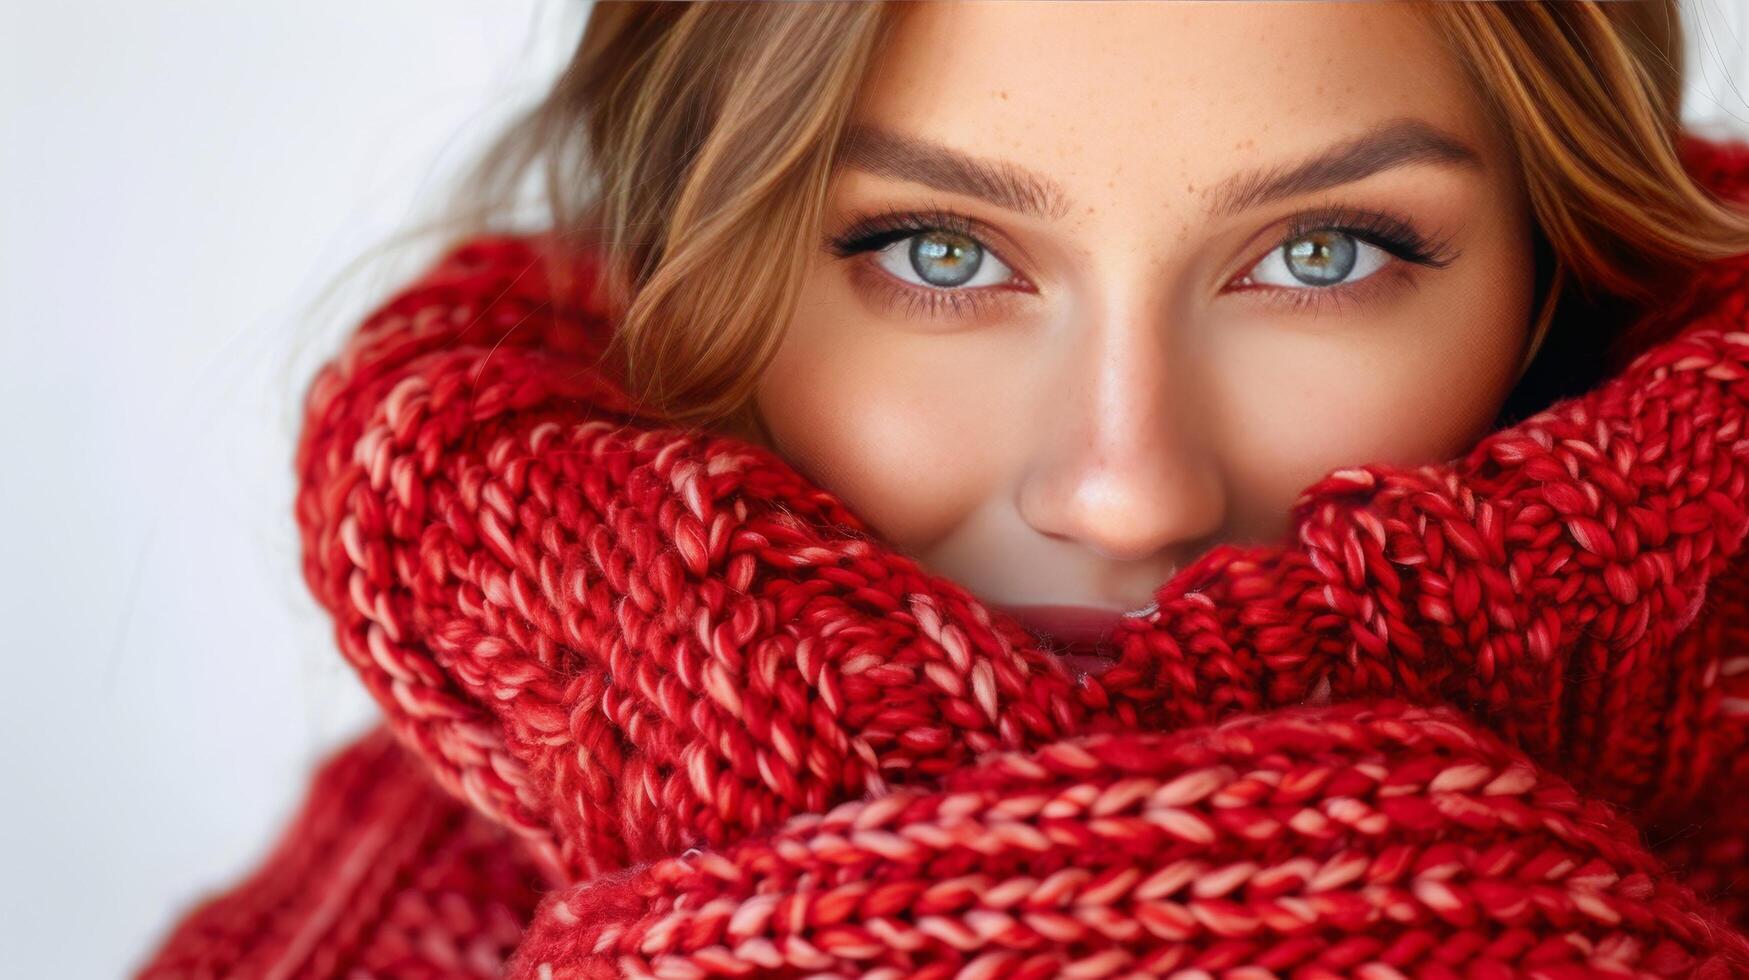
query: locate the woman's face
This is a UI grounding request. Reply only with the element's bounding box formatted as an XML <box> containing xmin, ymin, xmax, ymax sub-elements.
<box><xmin>752</xmin><ymin>2</ymin><xmax>1535</xmax><ymax>644</ymax></box>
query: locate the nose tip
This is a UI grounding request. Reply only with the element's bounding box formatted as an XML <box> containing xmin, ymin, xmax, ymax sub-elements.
<box><xmin>1018</xmin><ymin>304</ymin><xmax>1226</xmax><ymax>569</ymax></box>
<box><xmin>1034</xmin><ymin>460</ymin><xmax>1226</xmax><ymax>563</ymax></box>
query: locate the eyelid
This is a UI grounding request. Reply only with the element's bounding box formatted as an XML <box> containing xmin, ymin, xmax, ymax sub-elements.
<box><xmin>845</xmin><ymin>254</ymin><xmax>1026</xmax><ymax>321</ymax></box>
<box><xmin>1230</xmin><ymin>255</ymin><xmax>1421</xmax><ymax>317</ymax></box>
<box><xmin>826</xmin><ymin>201</ymin><xmax>1041</xmax><ymax>283</ymax></box>
<box><xmin>1244</xmin><ymin>233</ymin><xmax>1391</xmax><ymax>291</ymax></box>
<box><xmin>870</xmin><ymin>231</ymin><xmax>1019</xmax><ymax>293</ymax></box>
<box><xmin>1226</xmin><ymin>201</ymin><xmax>1457</xmax><ymax>280</ymax></box>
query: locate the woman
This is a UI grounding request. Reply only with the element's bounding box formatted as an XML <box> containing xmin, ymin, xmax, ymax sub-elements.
<box><xmin>139</xmin><ymin>2</ymin><xmax>1749</xmax><ymax>976</ymax></box>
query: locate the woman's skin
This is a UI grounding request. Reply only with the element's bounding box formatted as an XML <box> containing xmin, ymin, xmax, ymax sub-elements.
<box><xmin>750</xmin><ymin>2</ymin><xmax>1537</xmax><ymax>658</ymax></box>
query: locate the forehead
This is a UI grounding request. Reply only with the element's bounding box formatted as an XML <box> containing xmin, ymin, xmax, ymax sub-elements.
<box><xmin>856</xmin><ymin>2</ymin><xmax>1506</xmax><ymax>212</ymax></box>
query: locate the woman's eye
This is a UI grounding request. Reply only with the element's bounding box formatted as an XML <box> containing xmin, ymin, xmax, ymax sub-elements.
<box><xmin>1247</xmin><ymin>229</ymin><xmax>1391</xmax><ymax>288</ymax></box>
<box><xmin>873</xmin><ymin>229</ymin><xmax>1016</xmax><ymax>290</ymax></box>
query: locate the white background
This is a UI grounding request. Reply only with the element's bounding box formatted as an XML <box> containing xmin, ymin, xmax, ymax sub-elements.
<box><xmin>3</xmin><ymin>2</ymin><xmax>1748</xmax><ymax>977</ymax></box>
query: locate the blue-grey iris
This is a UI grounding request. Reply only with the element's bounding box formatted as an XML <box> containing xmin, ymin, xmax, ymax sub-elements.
<box><xmin>910</xmin><ymin>231</ymin><xmax>983</xmax><ymax>287</ymax></box>
<box><xmin>1283</xmin><ymin>230</ymin><xmax>1357</xmax><ymax>286</ymax></box>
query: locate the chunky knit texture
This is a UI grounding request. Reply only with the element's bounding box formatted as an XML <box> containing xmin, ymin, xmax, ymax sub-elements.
<box><xmin>138</xmin><ymin>133</ymin><xmax>1749</xmax><ymax>979</ymax></box>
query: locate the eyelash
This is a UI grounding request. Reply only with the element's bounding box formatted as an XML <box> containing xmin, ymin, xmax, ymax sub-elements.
<box><xmin>824</xmin><ymin>205</ymin><xmax>1024</xmax><ymax>320</ymax></box>
<box><xmin>823</xmin><ymin>202</ymin><xmax>1461</xmax><ymax>321</ymax></box>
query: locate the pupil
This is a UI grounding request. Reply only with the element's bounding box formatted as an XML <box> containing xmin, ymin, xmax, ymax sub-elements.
<box><xmin>1284</xmin><ymin>230</ymin><xmax>1356</xmax><ymax>286</ymax></box>
<box><xmin>910</xmin><ymin>231</ymin><xmax>982</xmax><ymax>287</ymax></box>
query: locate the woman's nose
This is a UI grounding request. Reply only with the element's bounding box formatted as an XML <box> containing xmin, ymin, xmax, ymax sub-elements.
<box><xmin>1015</xmin><ymin>313</ymin><xmax>1227</xmax><ymax>564</ymax></box>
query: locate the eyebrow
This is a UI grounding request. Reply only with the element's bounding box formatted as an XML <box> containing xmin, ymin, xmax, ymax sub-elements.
<box><xmin>1206</xmin><ymin>118</ymin><xmax>1485</xmax><ymax>216</ymax></box>
<box><xmin>839</xmin><ymin>123</ymin><xmax>1072</xmax><ymax>221</ymax></box>
<box><xmin>836</xmin><ymin>118</ymin><xmax>1484</xmax><ymax>221</ymax></box>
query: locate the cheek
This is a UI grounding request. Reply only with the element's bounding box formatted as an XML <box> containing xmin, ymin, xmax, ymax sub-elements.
<box><xmin>1208</xmin><ymin>263</ymin><xmax>1532</xmax><ymax>540</ymax></box>
<box><xmin>752</xmin><ymin>296</ymin><xmax>1011</xmax><ymax>551</ymax></box>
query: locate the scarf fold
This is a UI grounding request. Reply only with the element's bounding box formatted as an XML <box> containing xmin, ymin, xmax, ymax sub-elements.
<box><xmin>141</xmin><ymin>133</ymin><xmax>1749</xmax><ymax>979</ymax></box>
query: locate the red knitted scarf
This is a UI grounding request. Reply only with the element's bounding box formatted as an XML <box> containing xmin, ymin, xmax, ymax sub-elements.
<box><xmin>141</xmin><ymin>134</ymin><xmax>1749</xmax><ymax>979</ymax></box>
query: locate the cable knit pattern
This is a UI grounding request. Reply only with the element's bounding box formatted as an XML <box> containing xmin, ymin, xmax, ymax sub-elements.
<box><xmin>136</xmin><ymin>133</ymin><xmax>1749</xmax><ymax>978</ymax></box>
<box><xmin>516</xmin><ymin>702</ymin><xmax>1744</xmax><ymax>979</ymax></box>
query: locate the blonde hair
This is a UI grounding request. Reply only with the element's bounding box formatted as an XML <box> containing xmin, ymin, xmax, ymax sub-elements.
<box><xmin>441</xmin><ymin>0</ymin><xmax>1749</xmax><ymax>436</ymax></box>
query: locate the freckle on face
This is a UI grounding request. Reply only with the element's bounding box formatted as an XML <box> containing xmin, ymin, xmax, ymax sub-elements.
<box><xmin>752</xmin><ymin>1</ymin><xmax>1534</xmax><ymax>606</ymax></box>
